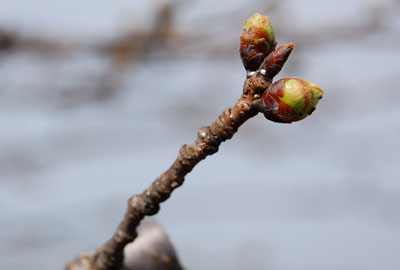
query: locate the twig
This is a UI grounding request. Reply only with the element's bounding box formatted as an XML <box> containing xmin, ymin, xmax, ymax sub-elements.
<box><xmin>93</xmin><ymin>72</ymin><xmax>271</xmax><ymax>270</ymax></box>
<box><xmin>65</xmin><ymin>71</ymin><xmax>275</xmax><ymax>270</ymax></box>
<box><xmin>91</xmin><ymin>41</ymin><xmax>295</xmax><ymax>269</ymax></box>
<box><xmin>66</xmin><ymin>13</ymin><xmax>324</xmax><ymax>270</ymax></box>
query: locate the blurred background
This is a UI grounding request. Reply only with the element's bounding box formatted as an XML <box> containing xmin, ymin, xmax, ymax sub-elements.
<box><xmin>1</xmin><ymin>0</ymin><xmax>400</xmax><ymax>269</ymax></box>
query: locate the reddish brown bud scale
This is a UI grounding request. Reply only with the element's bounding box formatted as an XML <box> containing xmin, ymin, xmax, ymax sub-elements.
<box><xmin>263</xmin><ymin>43</ymin><xmax>295</xmax><ymax>79</ymax></box>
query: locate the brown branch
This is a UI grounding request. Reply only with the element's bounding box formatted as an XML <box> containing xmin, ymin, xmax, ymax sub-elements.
<box><xmin>66</xmin><ymin>19</ymin><xmax>295</xmax><ymax>270</ymax></box>
<box><xmin>67</xmin><ymin>47</ymin><xmax>294</xmax><ymax>270</ymax></box>
<box><xmin>92</xmin><ymin>72</ymin><xmax>271</xmax><ymax>270</ymax></box>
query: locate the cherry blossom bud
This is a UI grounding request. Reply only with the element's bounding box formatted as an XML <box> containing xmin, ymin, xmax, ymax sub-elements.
<box><xmin>240</xmin><ymin>13</ymin><xmax>276</xmax><ymax>71</ymax></box>
<box><xmin>261</xmin><ymin>78</ymin><xmax>323</xmax><ymax>123</ymax></box>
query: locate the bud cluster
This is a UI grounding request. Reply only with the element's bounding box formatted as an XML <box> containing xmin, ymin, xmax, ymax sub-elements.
<box><xmin>240</xmin><ymin>13</ymin><xmax>324</xmax><ymax>123</ymax></box>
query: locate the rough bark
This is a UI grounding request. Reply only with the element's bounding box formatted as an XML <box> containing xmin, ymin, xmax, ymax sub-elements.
<box><xmin>94</xmin><ymin>72</ymin><xmax>271</xmax><ymax>270</ymax></box>
<box><xmin>66</xmin><ymin>42</ymin><xmax>293</xmax><ymax>270</ymax></box>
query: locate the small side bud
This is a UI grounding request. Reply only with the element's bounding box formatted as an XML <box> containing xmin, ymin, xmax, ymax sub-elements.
<box><xmin>262</xmin><ymin>43</ymin><xmax>295</xmax><ymax>79</ymax></box>
<box><xmin>261</xmin><ymin>78</ymin><xmax>324</xmax><ymax>123</ymax></box>
<box><xmin>240</xmin><ymin>13</ymin><xmax>276</xmax><ymax>71</ymax></box>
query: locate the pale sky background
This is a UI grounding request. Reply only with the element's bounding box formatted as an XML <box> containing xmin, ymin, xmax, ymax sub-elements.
<box><xmin>0</xmin><ymin>0</ymin><xmax>400</xmax><ymax>269</ymax></box>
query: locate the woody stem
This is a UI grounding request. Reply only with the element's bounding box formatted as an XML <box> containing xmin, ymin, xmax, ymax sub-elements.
<box><xmin>92</xmin><ymin>73</ymin><xmax>271</xmax><ymax>270</ymax></box>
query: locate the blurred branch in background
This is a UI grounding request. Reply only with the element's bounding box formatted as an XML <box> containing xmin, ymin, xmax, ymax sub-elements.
<box><xmin>1</xmin><ymin>0</ymin><xmax>399</xmax><ymax>56</ymax></box>
<box><xmin>1</xmin><ymin>0</ymin><xmax>399</xmax><ymax>110</ymax></box>
<box><xmin>0</xmin><ymin>3</ymin><xmax>175</xmax><ymax>56</ymax></box>
<box><xmin>0</xmin><ymin>3</ymin><xmax>179</xmax><ymax>107</ymax></box>
<box><xmin>0</xmin><ymin>0</ymin><xmax>398</xmax><ymax>185</ymax></box>
<box><xmin>0</xmin><ymin>0</ymin><xmax>398</xmax><ymax>108</ymax></box>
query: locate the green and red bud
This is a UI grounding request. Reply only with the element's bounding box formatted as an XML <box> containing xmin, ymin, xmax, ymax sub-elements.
<box><xmin>240</xmin><ymin>13</ymin><xmax>276</xmax><ymax>71</ymax></box>
<box><xmin>261</xmin><ymin>78</ymin><xmax>324</xmax><ymax>123</ymax></box>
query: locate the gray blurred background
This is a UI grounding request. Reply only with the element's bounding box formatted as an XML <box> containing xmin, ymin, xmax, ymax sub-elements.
<box><xmin>1</xmin><ymin>0</ymin><xmax>400</xmax><ymax>269</ymax></box>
